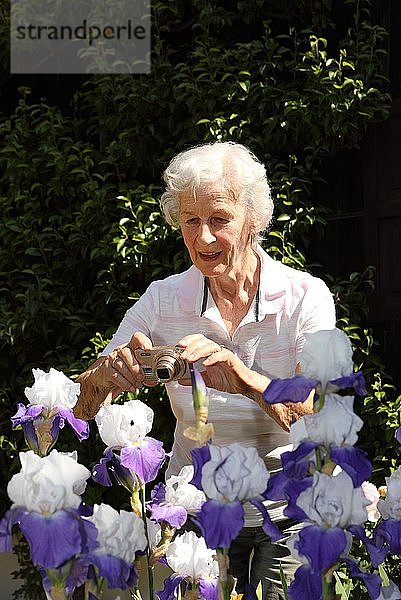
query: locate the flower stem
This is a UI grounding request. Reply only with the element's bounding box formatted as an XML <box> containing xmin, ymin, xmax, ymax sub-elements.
<box><xmin>216</xmin><ymin>548</ymin><xmax>234</xmax><ymax>600</ymax></box>
<box><xmin>139</xmin><ymin>486</ymin><xmax>155</xmax><ymax>600</ymax></box>
<box><xmin>322</xmin><ymin>572</ymin><xmax>335</xmax><ymax>600</ymax></box>
<box><xmin>131</xmin><ymin>484</ymin><xmax>143</xmax><ymax>517</ymax></box>
<box><xmin>314</xmin><ymin>393</ymin><xmax>326</xmax><ymax>470</ymax></box>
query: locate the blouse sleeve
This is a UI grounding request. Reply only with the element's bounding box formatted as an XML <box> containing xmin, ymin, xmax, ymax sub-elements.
<box><xmin>295</xmin><ymin>277</ymin><xmax>336</xmax><ymax>361</ymax></box>
<box><xmin>101</xmin><ymin>282</ymin><xmax>158</xmax><ymax>355</ymax></box>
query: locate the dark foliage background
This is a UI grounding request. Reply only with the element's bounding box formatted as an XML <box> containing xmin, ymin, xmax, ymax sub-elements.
<box><xmin>0</xmin><ymin>0</ymin><xmax>400</xmax><ymax>596</ymax></box>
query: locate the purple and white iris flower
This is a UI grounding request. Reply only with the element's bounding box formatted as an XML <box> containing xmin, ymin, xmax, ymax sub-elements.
<box><xmin>290</xmin><ymin>394</ymin><xmax>363</xmax><ymax>449</ymax></box>
<box><xmin>264</xmin><ymin>329</ymin><xmax>371</xmax><ymax>505</ymax></box>
<box><xmin>148</xmin><ymin>466</ymin><xmax>206</xmax><ymax>529</ymax></box>
<box><xmin>262</xmin><ymin>328</ymin><xmax>367</xmax><ymax>406</ymax></box>
<box><xmin>92</xmin><ymin>400</ymin><xmax>166</xmax><ymax>487</ymax></box>
<box><xmin>288</xmin><ymin>393</ymin><xmax>372</xmax><ymax>487</ymax></box>
<box><xmin>377</xmin><ymin>467</ymin><xmax>401</xmax><ymax>521</ymax></box>
<box><xmin>11</xmin><ymin>368</ymin><xmax>89</xmax><ymax>456</ymax></box>
<box><xmin>285</xmin><ymin>470</ymin><xmax>381</xmax><ymax>600</ymax></box>
<box><xmin>146</xmin><ymin>467</ymin><xmax>205</xmax><ymax>567</ymax></box>
<box><xmin>84</xmin><ymin>503</ymin><xmax>147</xmax><ymax>590</ymax></box>
<box><xmin>373</xmin><ymin>467</ymin><xmax>401</xmax><ymax>561</ymax></box>
<box><xmin>258</xmin><ymin>327</ymin><xmax>388</xmax><ymax>598</ymax></box>
<box><xmin>190</xmin><ymin>443</ymin><xmax>281</xmax><ymax>549</ymax></box>
<box><xmin>0</xmin><ymin>450</ymin><xmax>97</xmax><ymax>569</ymax></box>
<box><xmin>157</xmin><ymin>530</ymin><xmax>218</xmax><ymax>600</ymax></box>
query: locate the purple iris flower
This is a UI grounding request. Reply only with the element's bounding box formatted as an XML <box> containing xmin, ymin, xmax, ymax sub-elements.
<box><xmin>293</xmin><ymin>525</ymin><xmax>349</xmax><ymax>573</ymax></box>
<box><xmin>287</xmin><ymin>565</ymin><xmax>322</xmax><ymax>600</ymax></box>
<box><xmin>120</xmin><ymin>437</ymin><xmax>166</xmax><ymax>484</ymax></box>
<box><xmin>157</xmin><ymin>531</ymin><xmax>218</xmax><ymax>600</ymax></box>
<box><xmin>287</xmin><ymin>533</ymin><xmax>382</xmax><ymax>599</ymax></box>
<box><xmin>84</xmin><ymin>553</ymin><xmax>138</xmax><ymax>589</ymax></box>
<box><xmin>0</xmin><ymin>449</ymin><xmax>96</xmax><ymax>572</ymax></box>
<box><xmin>287</xmin><ymin>393</ymin><xmax>371</xmax><ymax>487</ymax></box>
<box><xmin>193</xmin><ymin>500</ymin><xmax>245</xmax><ymax>549</ymax></box>
<box><xmin>92</xmin><ymin>440</ymin><xmax>166</xmax><ymax>488</ymax></box>
<box><xmin>362</xmin><ymin>466</ymin><xmax>401</xmax><ymax>567</ymax></box>
<box><xmin>262</xmin><ymin>328</ymin><xmax>367</xmax><ymax>407</ymax></box>
<box><xmin>157</xmin><ymin>574</ymin><xmax>184</xmax><ymax>600</ymax></box>
<box><xmin>12</xmin><ymin>404</ymin><xmax>89</xmax><ymax>456</ymax></box>
<box><xmin>190</xmin><ymin>443</ymin><xmax>282</xmax><ymax>549</ymax></box>
<box><xmin>285</xmin><ymin>469</ymin><xmax>381</xmax><ymax>599</ymax></box>
<box><xmin>330</xmin><ymin>447</ymin><xmax>372</xmax><ymax>487</ymax></box>
<box><xmin>38</xmin><ymin>556</ymin><xmax>92</xmax><ymax>598</ymax></box>
<box><xmin>0</xmin><ymin>506</ymin><xmax>98</xmax><ymax>568</ymax></box>
<box><xmin>262</xmin><ymin>372</ymin><xmax>366</xmax><ymax>406</ymax></box>
<box><xmin>158</xmin><ymin>576</ymin><xmax>219</xmax><ymax>600</ymax></box>
<box><xmin>147</xmin><ymin>466</ymin><xmax>205</xmax><ymax>529</ymax></box>
<box><xmin>264</xmin><ymin>442</ymin><xmax>317</xmax><ymax>502</ymax></box>
<box><xmin>92</xmin><ymin>447</ymin><xmax>141</xmax><ymax>491</ymax></box>
<box><xmin>373</xmin><ymin>519</ymin><xmax>401</xmax><ymax>558</ymax></box>
<box><xmin>147</xmin><ymin>483</ymin><xmax>188</xmax><ymax>529</ymax></box>
<box><xmin>94</xmin><ymin>400</ymin><xmax>166</xmax><ymax>485</ymax></box>
<box><xmin>348</xmin><ymin>525</ymin><xmax>387</xmax><ymax>569</ymax></box>
<box><xmin>12</xmin><ymin>367</ymin><xmax>89</xmax><ymax>456</ymax></box>
<box><xmin>343</xmin><ymin>558</ymin><xmax>381</xmax><ymax>599</ymax></box>
<box><xmin>84</xmin><ymin>503</ymin><xmax>147</xmax><ymax>590</ymax></box>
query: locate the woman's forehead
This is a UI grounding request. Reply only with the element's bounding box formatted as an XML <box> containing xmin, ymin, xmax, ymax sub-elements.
<box><xmin>179</xmin><ymin>184</ymin><xmax>239</xmax><ymax>209</ymax></box>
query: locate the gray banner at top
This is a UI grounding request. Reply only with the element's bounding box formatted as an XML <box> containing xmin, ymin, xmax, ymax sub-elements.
<box><xmin>10</xmin><ymin>0</ymin><xmax>151</xmax><ymax>74</ymax></box>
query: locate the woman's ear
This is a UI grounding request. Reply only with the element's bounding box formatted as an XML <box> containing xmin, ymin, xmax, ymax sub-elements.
<box><xmin>248</xmin><ymin>222</ymin><xmax>259</xmax><ymax>244</ymax></box>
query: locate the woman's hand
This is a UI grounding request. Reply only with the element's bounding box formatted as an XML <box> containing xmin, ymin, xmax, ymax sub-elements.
<box><xmin>179</xmin><ymin>333</ymin><xmax>223</xmax><ymax>363</ymax></box>
<box><xmin>105</xmin><ymin>331</ymin><xmax>155</xmax><ymax>392</ymax></box>
<box><xmin>178</xmin><ymin>334</ymin><xmax>269</xmax><ymax>396</ymax></box>
<box><xmin>202</xmin><ymin>348</ymin><xmax>270</xmax><ymax>397</ymax></box>
<box><xmin>74</xmin><ymin>331</ymin><xmax>155</xmax><ymax>420</ymax></box>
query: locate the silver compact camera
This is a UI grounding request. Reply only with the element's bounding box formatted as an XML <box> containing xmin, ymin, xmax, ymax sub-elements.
<box><xmin>134</xmin><ymin>345</ymin><xmax>190</xmax><ymax>383</ymax></box>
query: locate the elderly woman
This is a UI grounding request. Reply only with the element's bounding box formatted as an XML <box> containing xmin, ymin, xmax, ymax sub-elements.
<box><xmin>75</xmin><ymin>141</ymin><xmax>335</xmax><ymax>599</ymax></box>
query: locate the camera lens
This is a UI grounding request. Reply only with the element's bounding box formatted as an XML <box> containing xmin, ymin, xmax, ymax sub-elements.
<box><xmin>156</xmin><ymin>367</ymin><xmax>171</xmax><ymax>381</ymax></box>
<box><xmin>154</xmin><ymin>348</ymin><xmax>188</xmax><ymax>382</ymax></box>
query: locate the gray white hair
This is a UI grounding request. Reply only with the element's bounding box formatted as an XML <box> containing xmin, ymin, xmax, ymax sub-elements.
<box><xmin>160</xmin><ymin>141</ymin><xmax>273</xmax><ymax>242</ymax></box>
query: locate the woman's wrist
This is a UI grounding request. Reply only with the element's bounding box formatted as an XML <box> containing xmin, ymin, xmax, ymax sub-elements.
<box><xmin>243</xmin><ymin>369</ymin><xmax>270</xmax><ymax>402</ymax></box>
<box><xmin>74</xmin><ymin>360</ymin><xmax>115</xmax><ymax>419</ymax></box>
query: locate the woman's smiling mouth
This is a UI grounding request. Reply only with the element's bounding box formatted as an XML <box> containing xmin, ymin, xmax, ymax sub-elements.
<box><xmin>198</xmin><ymin>251</ymin><xmax>222</xmax><ymax>261</ymax></box>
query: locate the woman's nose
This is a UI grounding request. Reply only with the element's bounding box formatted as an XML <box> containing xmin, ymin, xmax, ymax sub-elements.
<box><xmin>198</xmin><ymin>223</ymin><xmax>216</xmax><ymax>243</ymax></box>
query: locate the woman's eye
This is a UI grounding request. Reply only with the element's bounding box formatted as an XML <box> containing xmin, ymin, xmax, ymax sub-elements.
<box><xmin>211</xmin><ymin>217</ymin><xmax>228</xmax><ymax>225</ymax></box>
<box><xmin>185</xmin><ymin>218</ymin><xmax>199</xmax><ymax>226</ymax></box>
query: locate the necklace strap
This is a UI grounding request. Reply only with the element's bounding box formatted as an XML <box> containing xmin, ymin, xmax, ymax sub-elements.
<box><xmin>255</xmin><ymin>279</ymin><xmax>260</xmax><ymax>322</ymax></box>
<box><xmin>201</xmin><ymin>276</ymin><xmax>260</xmax><ymax>321</ymax></box>
<box><xmin>200</xmin><ymin>276</ymin><xmax>209</xmax><ymax>316</ymax></box>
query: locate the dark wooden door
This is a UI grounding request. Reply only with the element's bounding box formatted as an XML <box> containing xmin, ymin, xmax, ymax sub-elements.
<box><xmin>363</xmin><ymin>98</ymin><xmax>401</xmax><ymax>383</ymax></box>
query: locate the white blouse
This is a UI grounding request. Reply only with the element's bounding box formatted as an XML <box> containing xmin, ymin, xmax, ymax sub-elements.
<box><xmin>102</xmin><ymin>246</ymin><xmax>336</xmax><ymax>525</ymax></box>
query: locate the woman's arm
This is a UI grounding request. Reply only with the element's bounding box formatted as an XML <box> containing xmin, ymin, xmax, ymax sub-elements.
<box><xmin>179</xmin><ymin>334</ymin><xmax>313</xmax><ymax>432</ymax></box>
<box><xmin>74</xmin><ymin>332</ymin><xmax>153</xmax><ymax>420</ymax></box>
<box><xmin>202</xmin><ymin>348</ymin><xmax>313</xmax><ymax>432</ymax></box>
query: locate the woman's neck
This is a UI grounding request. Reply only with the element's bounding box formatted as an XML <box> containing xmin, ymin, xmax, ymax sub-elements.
<box><xmin>208</xmin><ymin>248</ymin><xmax>260</xmax><ymax>304</ymax></box>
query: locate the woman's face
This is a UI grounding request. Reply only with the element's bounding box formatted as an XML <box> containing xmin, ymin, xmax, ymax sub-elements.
<box><xmin>179</xmin><ymin>184</ymin><xmax>254</xmax><ymax>278</ymax></box>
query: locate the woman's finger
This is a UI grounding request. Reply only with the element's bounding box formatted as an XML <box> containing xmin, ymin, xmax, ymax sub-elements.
<box><xmin>178</xmin><ymin>333</ymin><xmax>208</xmax><ymax>347</ymax></box>
<box><xmin>202</xmin><ymin>348</ymin><xmax>231</xmax><ymax>366</ymax></box>
<box><xmin>128</xmin><ymin>331</ymin><xmax>153</xmax><ymax>351</ymax></box>
<box><xmin>105</xmin><ymin>349</ymin><xmax>144</xmax><ymax>392</ymax></box>
<box><xmin>180</xmin><ymin>338</ymin><xmax>223</xmax><ymax>362</ymax></box>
